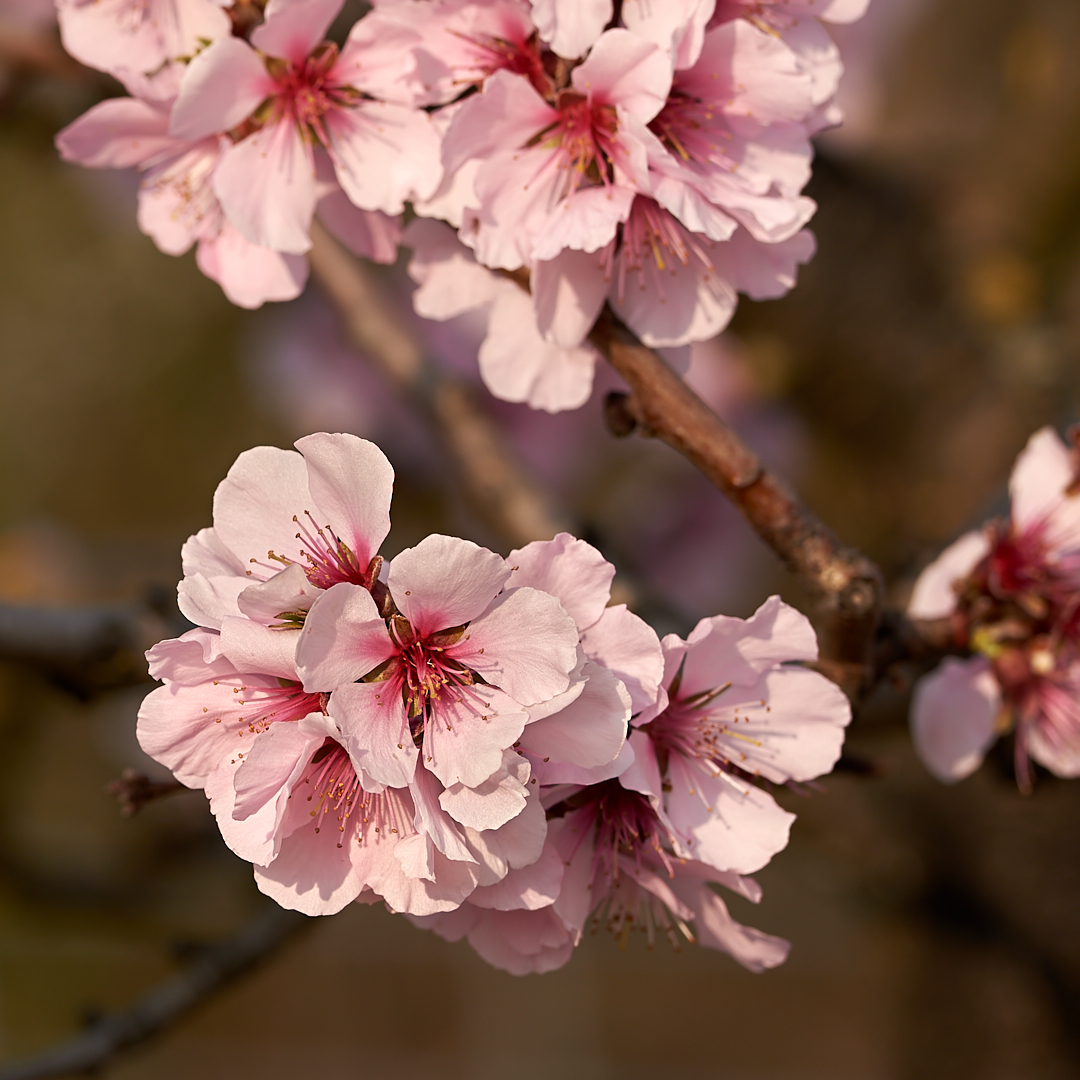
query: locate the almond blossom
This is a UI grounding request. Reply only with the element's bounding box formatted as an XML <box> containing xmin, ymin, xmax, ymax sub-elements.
<box><xmin>412</xmin><ymin>779</ymin><xmax>792</xmax><ymax>974</ymax></box>
<box><xmin>908</xmin><ymin>427</ymin><xmax>1080</xmax><ymax>788</ymax></box>
<box><xmin>627</xmin><ymin>595</ymin><xmax>850</xmax><ymax>873</ymax></box>
<box><xmin>169</xmin><ymin>0</ymin><xmax>441</xmax><ymax>254</ymax></box>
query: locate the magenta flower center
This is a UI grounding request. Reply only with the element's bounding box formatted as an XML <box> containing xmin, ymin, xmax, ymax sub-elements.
<box><xmin>650</xmin><ymin>89</ymin><xmax>732</xmax><ymax>173</ymax></box>
<box><xmin>537</xmin><ymin>90</ymin><xmax>620</xmax><ymax>197</ymax></box>
<box><xmin>218</xmin><ymin>677</ymin><xmax>323</xmax><ymax>742</ymax></box>
<box><xmin>246</xmin><ymin>510</ymin><xmax>373</xmax><ymax>590</ymax></box>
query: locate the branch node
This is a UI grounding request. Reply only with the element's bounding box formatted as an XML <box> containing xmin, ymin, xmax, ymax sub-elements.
<box><xmin>603</xmin><ymin>391</ymin><xmax>638</xmax><ymax>437</ymax></box>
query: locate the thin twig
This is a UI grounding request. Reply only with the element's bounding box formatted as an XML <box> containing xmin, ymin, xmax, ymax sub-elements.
<box><xmin>590</xmin><ymin>309</ymin><xmax>885</xmax><ymax>694</ymax></box>
<box><xmin>308</xmin><ymin>222</ymin><xmax>568</xmax><ymax>548</ymax></box>
<box><xmin>0</xmin><ymin>598</ymin><xmax>181</xmax><ymax>696</ymax></box>
<box><xmin>0</xmin><ymin>905</ymin><xmax>309</xmax><ymax>1080</ymax></box>
<box><xmin>106</xmin><ymin>769</ymin><xmax>190</xmax><ymax>817</ymax></box>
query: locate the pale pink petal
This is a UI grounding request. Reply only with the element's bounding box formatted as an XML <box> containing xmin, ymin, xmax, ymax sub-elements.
<box><xmin>408</xmin><ymin>762</ymin><xmax>476</xmax><ymax>863</ymax></box>
<box><xmin>529</xmin><ymin>737</ymin><xmax>635</xmax><ymax>786</ymax></box>
<box><xmin>519</xmin><ymin>662</ymin><xmax>629</xmax><ymax>767</ymax></box>
<box><xmin>530</xmin><ymin>185</ymin><xmax>637</xmax><ymax>262</ymax></box>
<box><xmin>424</xmin><ymin>686</ymin><xmax>529</xmax><ymax>789</ymax></box>
<box><xmin>177</xmin><ymin>527</ymin><xmax>249</xmax><ymax>628</ymax></box>
<box><xmin>294</xmin><ymin>431</ymin><xmax>394</xmax><ymax>571</ymax></box>
<box><xmin>530</xmin><ymin>0</ymin><xmax>611</xmax><ymax>58</ymax></box>
<box><xmin>622</xmin><ymin>0</ymin><xmax>716</xmax><ymax>69</ymax></box>
<box><xmin>1010</xmin><ymin>428</ymin><xmax>1080</xmax><ymax>546</ymax></box>
<box><xmin>679</xmin><ymin>595</ymin><xmax>819</xmax><ymax>695</ymax></box>
<box><xmin>454</xmin><ymin>587</ymin><xmax>580</xmax><ymax>707</ymax></box>
<box><xmin>466</xmin><ymin>907</ymin><xmax>576</xmax><ymax>974</ymax></box>
<box><xmin>713</xmin><ymin>666</ymin><xmax>850</xmax><ymax>783</ymax></box>
<box><xmin>665</xmin><ymin>753</ymin><xmax>794</xmax><ymax>874</ymax></box>
<box><xmin>478</xmin><ymin>286</ymin><xmax>599</xmax><ymax>413</ymax></box>
<box><xmin>907</xmin><ymin>530</ymin><xmax>989</xmax><ymax>620</ymax></box>
<box><xmin>145</xmin><ymin>627</ymin><xmax>232</xmax><ymax>684</ymax></box>
<box><xmin>468</xmin><ymin>840</ymin><xmax>564</xmax><ymax>911</ymax></box>
<box><xmin>328</xmin><ymin>681</ymin><xmax>419</xmax><ymax>788</ymax></box>
<box><xmin>713</xmin><ymin>227</ymin><xmax>817</xmax><ymax>299</ymax></box>
<box><xmin>532</xmin><ymin>248</ymin><xmax>611</xmax><ymax>349</ymax></box>
<box><xmin>438</xmin><ymin>750</ymin><xmax>530</xmax><ymax>831</ymax></box>
<box><xmin>170</xmin><ymin>37</ymin><xmax>274</xmax><ymax>141</ymax></box>
<box><xmin>580</xmin><ymin>604</ymin><xmax>665</xmax><ymax>714</ymax></box>
<box><xmin>56</xmin><ymin>97</ymin><xmax>174</xmax><ymax>169</ymax></box>
<box><xmin>213</xmin><ymin>119</ymin><xmax>317</xmax><ymax>255</ymax></box>
<box><xmin>296</xmin><ymin>583</ymin><xmax>395</xmax><ymax>688</ymax></box>
<box><xmin>506</xmin><ymin>533</ymin><xmax>614</xmax><ymax>632</ymax></box>
<box><xmin>196</xmin><ymin>224</ymin><xmax>309</xmax><ymax>309</ymax></box>
<box><xmin>671</xmin><ymin>877</ymin><xmax>790</xmax><ymax>971</ymax></box>
<box><xmin>404</xmin><ymin>217</ymin><xmax>505</xmax><ymax>319</ymax></box>
<box><xmin>570</xmin><ymin>28</ymin><xmax>672</xmax><ymax>122</ymax></box>
<box><xmin>251</xmin><ymin>0</ymin><xmax>343</xmax><ymax>65</ymax></box>
<box><xmin>317</xmin><ymin>189</ymin><xmax>401</xmax><ymax>263</ymax></box>
<box><xmin>218</xmin><ymin>616</ymin><xmax>300</xmax><ymax>680</ymax></box>
<box><xmin>911</xmin><ymin>658</ymin><xmax>1001</xmax><ymax>783</ymax></box>
<box><xmin>237</xmin><ymin>563</ymin><xmax>321</xmax><ymax>624</ymax></box>
<box><xmin>387</xmin><ymin>534</ymin><xmax>510</xmax><ymax>636</ymax></box>
<box><xmin>326</xmin><ymin>101</ymin><xmax>442</xmax><ymax>215</ymax></box>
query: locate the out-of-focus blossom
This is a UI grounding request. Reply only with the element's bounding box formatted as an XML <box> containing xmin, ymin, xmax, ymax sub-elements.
<box><xmin>56</xmin><ymin>0</ymin><xmax>230</xmax><ymax>86</ymax></box>
<box><xmin>909</xmin><ymin>427</ymin><xmax>1080</xmax><ymax>788</ymax></box>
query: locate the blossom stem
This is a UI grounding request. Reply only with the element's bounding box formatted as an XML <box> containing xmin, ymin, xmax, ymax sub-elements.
<box><xmin>590</xmin><ymin>307</ymin><xmax>884</xmax><ymax>692</ymax></box>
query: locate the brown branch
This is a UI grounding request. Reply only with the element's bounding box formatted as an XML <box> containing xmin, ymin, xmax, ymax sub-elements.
<box><xmin>106</xmin><ymin>769</ymin><xmax>190</xmax><ymax>817</ymax></box>
<box><xmin>0</xmin><ymin>598</ymin><xmax>184</xmax><ymax>697</ymax></box>
<box><xmin>308</xmin><ymin>222</ymin><xmax>568</xmax><ymax>548</ymax></box>
<box><xmin>591</xmin><ymin>309</ymin><xmax>885</xmax><ymax>696</ymax></box>
<box><xmin>0</xmin><ymin>904</ymin><xmax>308</xmax><ymax>1080</ymax></box>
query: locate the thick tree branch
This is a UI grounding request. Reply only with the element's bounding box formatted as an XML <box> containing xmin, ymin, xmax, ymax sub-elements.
<box><xmin>0</xmin><ymin>905</ymin><xmax>308</xmax><ymax>1080</ymax></box>
<box><xmin>308</xmin><ymin>223</ymin><xmax>568</xmax><ymax>548</ymax></box>
<box><xmin>591</xmin><ymin>309</ymin><xmax>885</xmax><ymax>694</ymax></box>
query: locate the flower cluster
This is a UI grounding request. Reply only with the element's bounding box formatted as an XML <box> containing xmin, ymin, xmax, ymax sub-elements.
<box><xmin>54</xmin><ymin>0</ymin><xmax>865</xmax><ymax>407</ymax></box>
<box><xmin>908</xmin><ymin>427</ymin><xmax>1080</xmax><ymax>790</ymax></box>
<box><xmin>139</xmin><ymin>433</ymin><xmax>851</xmax><ymax>973</ymax></box>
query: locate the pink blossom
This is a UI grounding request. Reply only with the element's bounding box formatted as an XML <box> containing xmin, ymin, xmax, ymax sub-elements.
<box><xmin>534</xmin><ymin>198</ymin><xmax>815</xmax><ymax>348</ymax></box>
<box><xmin>415</xmin><ymin>780</ymin><xmax>791</xmax><ymax>974</ymax></box>
<box><xmin>627</xmin><ymin>596</ymin><xmax>850</xmax><ymax>874</ymax></box>
<box><xmin>293</xmin><ymin>534</ymin><xmax>584</xmax><ymax>810</ymax></box>
<box><xmin>138</xmin><ymin>627</ymin><xmax>546</xmax><ymax>916</ymax></box>
<box><xmin>365</xmin><ymin>0</ymin><xmax>546</xmax><ymax>106</ymax></box>
<box><xmin>405</xmin><ymin>217</ymin><xmax>602</xmax><ymax>411</ymax></box>
<box><xmin>441</xmin><ymin>28</ymin><xmax>671</xmax><ymax>269</ymax></box>
<box><xmin>56</xmin><ymin>96</ymin><xmax>309</xmax><ymax>308</ymax></box>
<box><xmin>909</xmin><ymin>427</ymin><xmax>1080</xmax><ymax>788</ymax></box>
<box><xmin>56</xmin><ymin>0</ymin><xmax>229</xmax><ymax>83</ymax></box>
<box><xmin>177</xmin><ymin>432</ymin><xmax>395</xmax><ymax>630</ymax></box>
<box><xmin>169</xmin><ymin>0</ymin><xmax>441</xmax><ymax>254</ymax></box>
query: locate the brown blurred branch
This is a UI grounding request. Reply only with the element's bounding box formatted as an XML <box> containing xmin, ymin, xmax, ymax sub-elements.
<box><xmin>0</xmin><ymin>904</ymin><xmax>308</xmax><ymax>1080</ymax></box>
<box><xmin>0</xmin><ymin>597</ymin><xmax>184</xmax><ymax>696</ymax></box>
<box><xmin>308</xmin><ymin>222</ymin><xmax>568</xmax><ymax>548</ymax></box>
<box><xmin>106</xmin><ymin>769</ymin><xmax>190</xmax><ymax>816</ymax></box>
<box><xmin>0</xmin><ymin>21</ymin><xmax>90</xmax><ymax>81</ymax></box>
<box><xmin>592</xmin><ymin>309</ymin><xmax>885</xmax><ymax>694</ymax></box>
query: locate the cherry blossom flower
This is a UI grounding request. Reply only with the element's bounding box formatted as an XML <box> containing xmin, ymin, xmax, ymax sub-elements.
<box><xmin>441</xmin><ymin>28</ymin><xmax>671</xmax><ymax>270</ymax></box>
<box><xmin>169</xmin><ymin>0</ymin><xmax>441</xmax><ymax>254</ymax></box>
<box><xmin>56</xmin><ymin>0</ymin><xmax>229</xmax><ymax>86</ymax></box>
<box><xmin>627</xmin><ymin>595</ymin><xmax>850</xmax><ymax>874</ymax></box>
<box><xmin>138</xmin><ymin>626</ymin><xmax>546</xmax><ymax>916</ymax></box>
<box><xmin>294</xmin><ymin>532</ymin><xmax>584</xmax><ymax>821</ymax></box>
<box><xmin>909</xmin><ymin>427</ymin><xmax>1080</xmax><ymax>788</ymax></box>
<box><xmin>413</xmin><ymin>779</ymin><xmax>791</xmax><ymax>974</ymax></box>
<box><xmin>177</xmin><ymin>432</ymin><xmax>395</xmax><ymax>630</ymax></box>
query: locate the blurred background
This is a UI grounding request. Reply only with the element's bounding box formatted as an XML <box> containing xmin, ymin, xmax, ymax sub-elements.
<box><xmin>0</xmin><ymin>0</ymin><xmax>1078</xmax><ymax>1075</ymax></box>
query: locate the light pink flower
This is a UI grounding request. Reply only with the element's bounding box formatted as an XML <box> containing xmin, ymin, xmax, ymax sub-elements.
<box><xmin>138</xmin><ymin>627</ymin><xmax>546</xmax><ymax>916</ymax></box>
<box><xmin>627</xmin><ymin>595</ymin><xmax>850</xmax><ymax>874</ymax></box>
<box><xmin>56</xmin><ymin>0</ymin><xmax>229</xmax><ymax>82</ymax></box>
<box><xmin>405</xmin><ymin>217</ymin><xmax>602</xmax><ymax>411</ymax></box>
<box><xmin>295</xmin><ymin>533</ymin><xmax>583</xmax><ymax>819</ymax></box>
<box><xmin>365</xmin><ymin>0</ymin><xmax>546</xmax><ymax>106</ymax></box>
<box><xmin>909</xmin><ymin>427</ymin><xmax>1080</xmax><ymax>788</ymax></box>
<box><xmin>441</xmin><ymin>28</ymin><xmax>671</xmax><ymax>269</ymax></box>
<box><xmin>177</xmin><ymin>432</ymin><xmax>395</xmax><ymax>630</ymax></box>
<box><xmin>169</xmin><ymin>0</ymin><xmax>441</xmax><ymax>254</ymax></box>
<box><xmin>534</xmin><ymin>198</ymin><xmax>815</xmax><ymax>348</ymax></box>
<box><xmin>415</xmin><ymin>780</ymin><xmax>791</xmax><ymax>974</ymax></box>
<box><xmin>56</xmin><ymin>96</ymin><xmax>309</xmax><ymax>308</ymax></box>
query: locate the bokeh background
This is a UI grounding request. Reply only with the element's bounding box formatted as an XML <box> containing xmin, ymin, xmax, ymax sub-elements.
<box><xmin>0</xmin><ymin>0</ymin><xmax>1079</xmax><ymax>1075</ymax></box>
